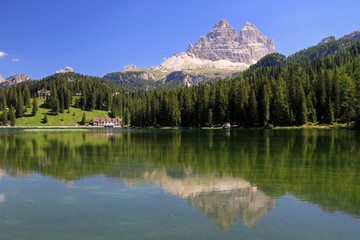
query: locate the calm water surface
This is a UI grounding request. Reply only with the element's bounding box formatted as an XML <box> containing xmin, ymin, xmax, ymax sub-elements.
<box><xmin>0</xmin><ymin>129</ymin><xmax>359</xmax><ymax>239</ymax></box>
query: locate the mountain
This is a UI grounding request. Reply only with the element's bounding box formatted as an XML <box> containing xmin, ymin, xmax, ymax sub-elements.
<box><xmin>287</xmin><ymin>29</ymin><xmax>360</xmax><ymax>64</ymax></box>
<box><xmin>250</xmin><ymin>28</ymin><xmax>360</xmax><ymax>70</ymax></box>
<box><xmin>157</xmin><ymin>19</ymin><xmax>274</xmax><ymax>71</ymax></box>
<box><xmin>105</xmin><ymin>19</ymin><xmax>274</xmax><ymax>89</ymax></box>
<box><xmin>0</xmin><ymin>74</ymin><xmax>31</xmax><ymax>88</ymax></box>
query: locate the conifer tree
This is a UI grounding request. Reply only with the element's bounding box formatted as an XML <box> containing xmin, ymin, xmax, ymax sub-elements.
<box><xmin>9</xmin><ymin>107</ymin><xmax>16</xmax><ymax>125</ymax></box>
<box><xmin>1</xmin><ymin>110</ymin><xmax>7</xmax><ymax>124</ymax></box>
<box><xmin>207</xmin><ymin>108</ymin><xmax>213</xmax><ymax>127</ymax></box>
<box><xmin>81</xmin><ymin>112</ymin><xmax>86</xmax><ymax>125</ymax></box>
<box><xmin>16</xmin><ymin>92</ymin><xmax>25</xmax><ymax>118</ymax></box>
<box><xmin>273</xmin><ymin>76</ymin><xmax>290</xmax><ymax>125</ymax></box>
<box><xmin>248</xmin><ymin>89</ymin><xmax>258</xmax><ymax>126</ymax></box>
<box><xmin>43</xmin><ymin>113</ymin><xmax>48</xmax><ymax>124</ymax></box>
<box><xmin>32</xmin><ymin>98</ymin><xmax>38</xmax><ymax>116</ymax></box>
<box><xmin>23</xmin><ymin>83</ymin><xmax>31</xmax><ymax>108</ymax></box>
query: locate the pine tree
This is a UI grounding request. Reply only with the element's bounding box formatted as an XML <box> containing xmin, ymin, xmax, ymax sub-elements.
<box><xmin>32</xmin><ymin>98</ymin><xmax>38</xmax><ymax>116</ymax></box>
<box><xmin>298</xmin><ymin>88</ymin><xmax>308</xmax><ymax>124</ymax></box>
<box><xmin>207</xmin><ymin>108</ymin><xmax>213</xmax><ymax>127</ymax></box>
<box><xmin>273</xmin><ymin>76</ymin><xmax>290</xmax><ymax>125</ymax></box>
<box><xmin>23</xmin><ymin>83</ymin><xmax>31</xmax><ymax>108</ymax></box>
<box><xmin>43</xmin><ymin>113</ymin><xmax>48</xmax><ymax>124</ymax></box>
<box><xmin>323</xmin><ymin>99</ymin><xmax>334</xmax><ymax>124</ymax></box>
<box><xmin>0</xmin><ymin>110</ymin><xmax>7</xmax><ymax>124</ymax></box>
<box><xmin>9</xmin><ymin>107</ymin><xmax>16</xmax><ymax>125</ymax></box>
<box><xmin>16</xmin><ymin>92</ymin><xmax>25</xmax><ymax>118</ymax></box>
<box><xmin>81</xmin><ymin>112</ymin><xmax>86</xmax><ymax>125</ymax></box>
<box><xmin>261</xmin><ymin>84</ymin><xmax>270</xmax><ymax>127</ymax></box>
<box><xmin>248</xmin><ymin>89</ymin><xmax>258</xmax><ymax>126</ymax></box>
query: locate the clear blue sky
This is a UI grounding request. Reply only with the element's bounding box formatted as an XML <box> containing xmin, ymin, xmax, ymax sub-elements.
<box><xmin>1</xmin><ymin>0</ymin><xmax>359</xmax><ymax>79</ymax></box>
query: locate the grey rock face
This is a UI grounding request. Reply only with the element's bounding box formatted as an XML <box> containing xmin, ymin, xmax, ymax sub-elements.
<box><xmin>0</xmin><ymin>74</ymin><xmax>31</xmax><ymax>88</ymax></box>
<box><xmin>187</xmin><ymin>19</ymin><xmax>275</xmax><ymax>64</ymax></box>
<box><xmin>340</xmin><ymin>30</ymin><xmax>360</xmax><ymax>41</ymax></box>
<box><xmin>56</xmin><ymin>66</ymin><xmax>73</xmax><ymax>74</ymax></box>
<box><xmin>318</xmin><ymin>36</ymin><xmax>336</xmax><ymax>45</ymax></box>
<box><xmin>122</xmin><ymin>63</ymin><xmax>137</xmax><ymax>71</ymax></box>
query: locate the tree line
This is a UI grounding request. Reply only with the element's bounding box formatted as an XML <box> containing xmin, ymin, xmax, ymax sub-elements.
<box><xmin>1</xmin><ymin>40</ymin><xmax>360</xmax><ymax>127</ymax></box>
<box><xmin>121</xmin><ymin>40</ymin><xmax>360</xmax><ymax>127</ymax></box>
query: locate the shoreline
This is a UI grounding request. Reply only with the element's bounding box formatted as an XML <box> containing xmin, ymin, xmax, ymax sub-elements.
<box><xmin>0</xmin><ymin>124</ymin><xmax>352</xmax><ymax>130</ymax></box>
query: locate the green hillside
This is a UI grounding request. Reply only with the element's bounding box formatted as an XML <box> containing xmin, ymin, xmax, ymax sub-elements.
<box><xmin>14</xmin><ymin>98</ymin><xmax>110</xmax><ymax>126</ymax></box>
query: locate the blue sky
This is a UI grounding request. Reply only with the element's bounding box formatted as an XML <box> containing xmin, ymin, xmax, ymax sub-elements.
<box><xmin>1</xmin><ymin>0</ymin><xmax>359</xmax><ymax>79</ymax></box>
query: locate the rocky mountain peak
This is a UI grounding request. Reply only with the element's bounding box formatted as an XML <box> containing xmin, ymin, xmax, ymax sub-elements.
<box><xmin>122</xmin><ymin>63</ymin><xmax>137</xmax><ymax>71</ymax></box>
<box><xmin>56</xmin><ymin>66</ymin><xmax>73</xmax><ymax>74</ymax></box>
<box><xmin>206</xmin><ymin>19</ymin><xmax>237</xmax><ymax>40</ymax></box>
<box><xmin>340</xmin><ymin>29</ymin><xmax>360</xmax><ymax>41</ymax></box>
<box><xmin>185</xmin><ymin>19</ymin><xmax>275</xmax><ymax>65</ymax></box>
<box><xmin>318</xmin><ymin>36</ymin><xmax>336</xmax><ymax>45</ymax></box>
<box><xmin>0</xmin><ymin>74</ymin><xmax>31</xmax><ymax>88</ymax></box>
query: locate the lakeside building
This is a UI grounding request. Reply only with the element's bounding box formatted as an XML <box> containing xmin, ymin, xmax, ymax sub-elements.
<box><xmin>90</xmin><ymin>118</ymin><xmax>122</xmax><ymax>127</ymax></box>
<box><xmin>72</xmin><ymin>90</ymin><xmax>82</xmax><ymax>96</ymax></box>
<box><xmin>37</xmin><ymin>89</ymin><xmax>51</xmax><ymax>98</ymax></box>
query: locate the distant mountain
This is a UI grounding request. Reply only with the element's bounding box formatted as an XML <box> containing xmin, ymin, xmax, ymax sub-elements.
<box><xmin>105</xmin><ymin>19</ymin><xmax>274</xmax><ymax>89</ymax></box>
<box><xmin>287</xmin><ymin>29</ymin><xmax>360</xmax><ymax>64</ymax></box>
<box><xmin>103</xmin><ymin>68</ymin><xmax>241</xmax><ymax>90</ymax></box>
<box><xmin>251</xmin><ymin>28</ymin><xmax>360</xmax><ymax>70</ymax></box>
<box><xmin>0</xmin><ymin>74</ymin><xmax>31</xmax><ymax>88</ymax></box>
<box><xmin>157</xmin><ymin>19</ymin><xmax>275</xmax><ymax>71</ymax></box>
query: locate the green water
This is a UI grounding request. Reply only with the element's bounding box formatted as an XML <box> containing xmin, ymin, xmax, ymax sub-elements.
<box><xmin>0</xmin><ymin>129</ymin><xmax>359</xmax><ymax>239</ymax></box>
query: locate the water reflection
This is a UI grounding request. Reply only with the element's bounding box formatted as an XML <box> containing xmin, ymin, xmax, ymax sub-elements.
<box><xmin>109</xmin><ymin>168</ymin><xmax>274</xmax><ymax>230</ymax></box>
<box><xmin>0</xmin><ymin>129</ymin><xmax>359</xmax><ymax>230</ymax></box>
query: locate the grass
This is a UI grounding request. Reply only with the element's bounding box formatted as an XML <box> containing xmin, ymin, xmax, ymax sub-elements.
<box><xmin>15</xmin><ymin>98</ymin><xmax>110</xmax><ymax>126</ymax></box>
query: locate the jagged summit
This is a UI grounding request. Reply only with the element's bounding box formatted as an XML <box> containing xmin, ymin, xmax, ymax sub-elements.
<box><xmin>206</xmin><ymin>19</ymin><xmax>237</xmax><ymax>40</ymax></box>
<box><xmin>157</xmin><ymin>19</ymin><xmax>275</xmax><ymax>71</ymax></box>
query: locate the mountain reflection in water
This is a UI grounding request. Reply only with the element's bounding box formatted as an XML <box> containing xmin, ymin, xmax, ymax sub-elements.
<box><xmin>0</xmin><ymin>129</ymin><xmax>359</xmax><ymax>230</ymax></box>
<box><xmin>109</xmin><ymin>168</ymin><xmax>274</xmax><ymax>230</ymax></box>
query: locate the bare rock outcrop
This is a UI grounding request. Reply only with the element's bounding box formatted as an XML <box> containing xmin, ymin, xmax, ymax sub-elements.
<box><xmin>156</xmin><ymin>19</ymin><xmax>275</xmax><ymax>71</ymax></box>
<box><xmin>56</xmin><ymin>66</ymin><xmax>73</xmax><ymax>74</ymax></box>
<box><xmin>318</xmin><ymin>36</ymin><xmax>337</xmax><ymax>45</ymax></box>
<box><xmin>122</xmin><ymin>63</ymin><xmax>137</xmax><ymax>71</ymax></box>
<box><xmin>340</xmin><ymin>30</ymin><xmax>360</xmax><ymax>42</ymax></box>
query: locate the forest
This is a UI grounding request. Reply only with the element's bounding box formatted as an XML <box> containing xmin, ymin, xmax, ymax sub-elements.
<box><xmin>1</xmin><ymin>40</ymin><xmax>360</xmax><ymax>127</ymax></box>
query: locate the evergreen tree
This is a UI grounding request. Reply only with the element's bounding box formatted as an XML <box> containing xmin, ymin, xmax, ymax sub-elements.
<box><xmin>9</xmin><ymin>107</ymin><xmax>16</xmax><ymax>125</ymax></box>
<box><xmin>32</xmin><ymin>98</ymin><xmax>38</xmax><ymax>116</ymax></box>
<box><xmin>23</xmin><ymin>83</ymin><xmax>31</xmax><ymax>108</ymax></box>
<box><xmin>207</xmin><ymin>108</ymin><xmax>213</xmax><ymax>127</ymax></box>
<box><xmin>43</xmin><ymin>113</ymin><xmax>48</xmax><ymax>124</ymax></box>
<box><xmin>298</xmin><ymin>88</ymin><xmax>308</xmax><ymax>124</ymax></box>
<box><xmin>0</xmin><ymin>110</ymin><xmax>7</xmax><ymax>124</ymax></box>
<box><xmin>273</xmin><ymin>76</ymin><xmax>290</xmax><ymax>125</ymax></box>
<box><xmin>248</xmin><ymin>89</ymin><xmax>258</xmax><ymax>126</ymax></box>
<box><xmin>81</xmin><ymin>112</ymin><xmax>86</xmax><ymax>125</ymax></box>
<box><xmin>16</xmin><ymin>92</ymin><xmax>25</xmax><ymax>118</ymax></box>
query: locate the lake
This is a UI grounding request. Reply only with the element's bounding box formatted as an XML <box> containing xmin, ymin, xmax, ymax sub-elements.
<box><xmin>0</xmin><ymin>129</ymin><xmax>359</xmax><ymax>239</ymax></box>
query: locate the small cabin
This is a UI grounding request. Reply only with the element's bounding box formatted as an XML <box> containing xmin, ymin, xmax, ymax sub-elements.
<box><xmin>37</xmin><ymin>89</ymin><xmax>51</xmax><ymax>98</ymax></box>
<box><xmin>72</xmin><ymin>90</ymin><xmax>82</xmax><ymax>96</ymax></box>
<box><xmin>90</xmin><ymin>118</ymin><xmax>122</xmax><ymax>127</ymax></box>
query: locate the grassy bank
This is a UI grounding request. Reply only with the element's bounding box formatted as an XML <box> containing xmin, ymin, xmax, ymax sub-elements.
<box><xmin>14</xmin><ymin>98</ymin><xmax>110</xmax><ymax>126</ymax></box>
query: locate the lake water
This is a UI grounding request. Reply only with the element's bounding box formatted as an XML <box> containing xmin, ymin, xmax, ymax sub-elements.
<box><xmin>0</xmin><ymin>129</ymin><xmax>359</xmax><ymax>239</ymax></box>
